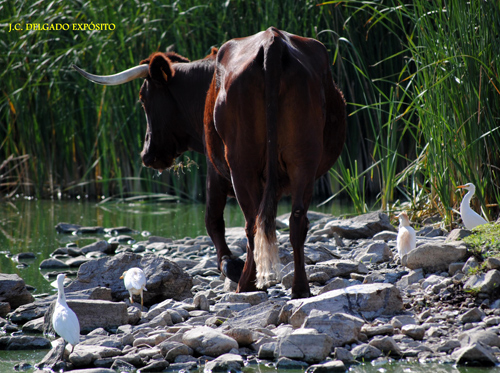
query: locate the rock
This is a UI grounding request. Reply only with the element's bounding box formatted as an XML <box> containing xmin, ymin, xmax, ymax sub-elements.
<box><xmin>459</xmin><ymin>330</ymin><xmax>500</xmax><ymax>348</ymax></box>
<box><xmin>69</xmin><ymin>344</ymin><xmax>122</xmax><ymax>367</ymax></box>
<box><xmin>39</xmin><ymin>258</ymin><xmax>70</xmax><ymax>269</ymax></box>
<box><xmin>276</xmin><ymin>328</ymin><xmax>333</xmax><ymax>363</ymax></box>
<box><xmin>302</xmin><ymin>310</ymin><xmax>364</xmax><ymax>347</ymax></box>
<box><xmin>0</xmin><ymin>335</ymin><xmax>51</xmax><ymax>350</ymax></box>
<box><xmin>193</xmin><ymin>293</ymin><xmax>209</xmax><ymax>311</ymax></box>
<box><xmin>436</xmin><ymin>339</ymin><xmax>461</xmax><ymax>353</ymax></box>
<box><xmin>459</xmin><ymin>308</ymin><xmax>485</xmax><ymax>323</ymax></box>
<box><xmin>110</xmin><ymin>359</ymin><xmax>137</xmax><ymax>372</ymax></box>
<box><xmin>80</xmin><ymin>240</ymin><xmax>114</xmax><ymax>255</ymax></box>
<box><xmin>355</xmin><ymin>241</ymin><xmax>392</xmax><ymax>264</ymax></box>
<box><xmin>361</xmin><ymin>324</ymin><xmax>394</xmax><ymax>338</ymax></box>
<box><xmin>326</xmin><ymin>212</ymin><xmax>397</xmax><ymax>239</ymax></box>
<box><xmin>219</xmin><ymin>291</ymin><xmax>268</xmax><ymax>305</ymax></box>
<box><xmin>55</xmin><ymin>222</ymin><xmax>81</xmax><ymax>234</ymax></box>
<box><xmin>222</xmin><ymin>300</ymin><xmax>285</xmax><ymax>330</ymax></box>
<box><xmin>0</xmin><ymin>274</ymin><xmax>34</xmax><ymax>309</ymax></box>
<box><xmin>334</xmin><ymin>347</ymin><xmax>356</xmax><ymax>364</ymax></box>
<box><xmin>0</xmin><ymin>302</ymin><xmax>10</xmax><ymax>318</ymax></box>
<box><xmin>286</xmin><ymin>283</ymin><xmax>403</xmax><ymax>327</ymax></box>
<box><xmin>276</xmin><ymin>357</ymin><xmax>309</xmax><ymax>370</ymax></box>
<box><xmin>22</xmin><ymin>316</ymin><xmax>45</xmax><ymax>333</ymax></box>
<box><xmin>405</xmin><ymin>242</ymin><xmax>467</xmax><ymax>272</ymax></box>
<box><xmin>182</xmin><ymin>326</ymin><xmax>238</xmax><ymax>357</ymax></box>
<box><xmin>305</xmin><ymin>360</ymin><xmax>347</xmax><ymax>373</ymax></box>
<box><xmin>350</xmin><ymin>343</ymin><xmax>382</xmax><ymax>361</ymax></box>
<box><xmin>44</xmin><ymin>299</ymin><xmax>129</xmax><ymax>334</ymax></box>
<box><xmin>368</xmin><ymin>336</ymin><xmax>401</xmax><ymax>356</ymax></box>
<box><xmin>396</xmin><ymin>269</ymin><xmax>424</xmax><ymax>288</ymax></box>
<box><xmin>223</xmin><ymin>328</ymin><xmax>254</xmax><ymax>346</ymax></box>
<box><xmin>138</xmin><ymin>360</ymin><xmax>169</xmax><ymax>372</ymax></box>
<box><xmin>452</xmin><ymin>342</ymin><xmax>497</xmax><ymax>366</ymax></box>
<box><xmin>446</xmin><ymin>228</ymin><xmax>471</xmax><ymax>242</ymax></box>
<box><xmin>464</xmin><ymin>270</ymin><xmax>500</xmax><ymax>294</ymax></box>
<box><xmin>204</xmin><ymin>353</ymin><xmax>243</xmax><ymax>372</ymax></box>
<box><xmin>401</xmin><ymin>325</ymin><xmax>425</xmax><ymax>340</ymax></box>
<box><xmin>158</xmin><ymin>341</ymin><xmax>193</xmax><ymax>362</ymax></box>
<box><xmin>485</xmin><ymin>257</ymin><xmax>500</xmax><ymax>270</ymax></box>
<box><xmin>36</xmin><ymin>339</ymin><xmax>66</xmax><ymax>370</ymax></box>
<box><xmin>66</xmin><ymin>252</ymin><xmax>192</xmax><ymax>305</ymax></box>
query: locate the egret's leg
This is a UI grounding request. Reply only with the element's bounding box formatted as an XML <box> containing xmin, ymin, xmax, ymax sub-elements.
<box><xmin>140</xmin><ymin>290</ymin><xmax>143</xmax><ymax>311</ymax></box>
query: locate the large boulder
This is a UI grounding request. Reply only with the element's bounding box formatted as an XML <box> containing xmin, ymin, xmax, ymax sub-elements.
<box><xmin>405</xmin><ymin>242</ymin><xmax>468</xmax><ymax>273</ymax></box>
<box><xmin>276</xmin><ymin>328</ymin><xmax>333</xmax><ymax>364</ymax></box>
<box><xmin>182</xmin><ymin>326</ymin><xmax>238</xmax><ymax>357</ymax></box>
<box><xmin>65</xmin><ymin>252</ymin><xmax>192</xmax><ymax>305</ymax></box>
<box><xmin>284</xmin><ymin>283</ymin><xmax>403</xmax><ymax>327</ymax></box>
<box><xmin>44</xmin><ymin>300</ymin><xmax>129</xmax><ymax>334</ymax></box>
<box><xmin>0</xmin><ymin>274</ymin><xmax>34</xmax><ymax>310</ymax></box>
<box><xmin>326</xmin><ymin>212</ymin><xmax>397</xmax><ymax>239</ymax></box>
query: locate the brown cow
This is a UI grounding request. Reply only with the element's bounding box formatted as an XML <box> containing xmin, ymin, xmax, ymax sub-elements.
<box><xmin>73</xmin><ymin>27</ymin><xmax>346</xmax><ymax>299</ymax></box>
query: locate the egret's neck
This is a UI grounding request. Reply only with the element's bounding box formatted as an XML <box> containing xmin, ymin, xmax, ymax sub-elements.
<box><xmin>461</xmin><ymin>190</ymin><xmax>474</xmax><ymax>210</ymax></box>
<box><xmin>57</xmin><ymin>284</ymin><xmax>67</xmax><ymax>306</ymax></box>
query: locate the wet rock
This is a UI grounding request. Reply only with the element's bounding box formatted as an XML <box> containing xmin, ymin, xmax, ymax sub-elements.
<box><xmin>44</xmin><ymin>299</ymin><xmax>128</xmax><ymax>334</ymax></box>
<box><xmin>459</xmin><ymin>330</ymin><xmax>500</xmax><ymax>348</ymax></box>
<box><xmin>182</xmin><ymin>326</ymin><xmax>238</xmax><ymax>357</ymax></box>
<box><xmin>36</xmin><ymin>339</ymin><xmax>66</xmax><ymax>370</ymax></box>
<box><xmin>55</xmin><ymin>222</ymin><xmax>81</xmax><ymax>234</ymax></box>
<box><xmin>66</xmin><ymin>252</ymin><xmax>192</xmax><ymax>304</ymax></box>
<box><xmin>0</xmin><ymin>335</ymin><xmax>51</xmax><ymax>350</ymax></box>
<box><xmin>326</xmin><ymin>212</ymin><xmax>397</xmax><ymax>239</ymax></box>
<box><xmin>204</xmin><ymin>353</ymin><xmax>243</xmax><ymax>372</ymax></box>
<box><xmin>0</xmin><ymin>275</ymin><xmax>34</xmax><ymax>314</ymax></box>
<box><xmin>305</xmin><ymin>360</ymin><xmax>346</xmax><ymax>373</ymax></box>
<box><xmin>452</xmin><ymin>342</ymin><xmax>497</xmax><ymax>366</ymax></box>
<box><xmin>276</xmin><ymin>356</ymin><xmax>309</xmax><ymax>370</ymax></box>
<box><xmin>334</xmin><ymin>347</ymin><xmax>356</xmax><ymax>364</ymax></box>
<box><xmin>351</xmin><ymin>343</ymin><xmax>382</xmax><ymax>361</ymax></box>
<box><xmin>276</xmin><ymin>328</ymin><xmax>333</xmax><ymax>363</ymax></box>
<box><xmin>286</xmin><ymin>283</ymin><xmax>403</xmax><ymax>327</ymax></box>
<box><xmin>464</xmin><ymin>270</ymin><xmax>500</xmax><ymax>294</ymax></box>
<box><xmin>303</xmin><ymin>310</ymin><xmax>364</xmax><ymax>347</ymax></box>
<box><xmin>405</xmin><ymin>242</ymin><xmax>467</xmax><ymax>272</ymax></box>
<box><xmin>69</xmin><ymin>344</ymin><xmax>122</xmax><ymax>367</ymax></box>
<box><xmin>39</xmin><ymin>258</ymin><xmax>70</xmax><ymax>269</ymax></box>
<box><xmin>22</xmin><ymin>316</ymin><xmax>44</xmax><ymax>333</ymax></box>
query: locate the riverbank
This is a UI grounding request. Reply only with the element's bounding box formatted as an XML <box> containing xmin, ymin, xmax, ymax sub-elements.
<box><xmin>2</xmin><ymin>210</ymin><xmax>500</xmax><ymax>372</ymax></box>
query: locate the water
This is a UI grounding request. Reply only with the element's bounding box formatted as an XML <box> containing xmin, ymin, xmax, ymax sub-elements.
<box><xmin>0</xmin><ymin>199</ymin><xmax>499</xmax><ymax>372</ymax></box>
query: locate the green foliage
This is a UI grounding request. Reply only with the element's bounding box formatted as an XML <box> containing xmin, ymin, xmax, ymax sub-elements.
<box><xmin>462</xmin><ymin>223</ymin><xmax>500</xmax><ymax>259</ymax></box>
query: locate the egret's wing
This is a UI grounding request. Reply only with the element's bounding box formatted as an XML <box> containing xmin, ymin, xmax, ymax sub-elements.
<box><xmin>52</xmin><ymin>304</ymin><xmax>80</xmax><ymax>346</ymax></box>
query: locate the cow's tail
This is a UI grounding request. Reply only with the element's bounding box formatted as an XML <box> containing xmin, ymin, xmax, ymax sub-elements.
<box><xmin>254</xmin><ymin>33</ymin><xmax>283</xmax><ymax>289</ymax></box>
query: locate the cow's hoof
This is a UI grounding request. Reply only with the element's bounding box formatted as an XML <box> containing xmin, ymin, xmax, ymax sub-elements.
<box><xmin>291</xmin><ymin>290</ymin><xmax>311</xmax><ymax>299</ymax></box>
<box><xmin>221</xmin><ymin>255</ymin><xmax>245</xmax><ymax>283</ymax></box>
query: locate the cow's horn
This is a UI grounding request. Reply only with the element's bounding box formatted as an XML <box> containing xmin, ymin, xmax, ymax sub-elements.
<box><xmin>72</xmin><ymin>64</ymin><xmax>149</xmax><ymax>86</ymax></box>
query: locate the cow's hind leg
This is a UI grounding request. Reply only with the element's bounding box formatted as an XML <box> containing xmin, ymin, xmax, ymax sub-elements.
<box><xmin>289</xmin><ymin>176</ymin><xmax>315</xmax><ymax>299</ymax></box>
<box><xmin>205</xmin><ymin>163</ymin><xmax>244</xmax><ymax>283</ymax></box>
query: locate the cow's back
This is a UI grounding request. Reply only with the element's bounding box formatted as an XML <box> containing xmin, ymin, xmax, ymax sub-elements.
<box><xmin>205</xmin><ymin>27</ymin><xmax>346</xmax><ymax>192</ymax></box>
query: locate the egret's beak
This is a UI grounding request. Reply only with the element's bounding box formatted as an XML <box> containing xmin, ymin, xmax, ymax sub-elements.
<box><xmin>119</xmin><ymin>275</ymin><xmax>124</xmax><ymax>279</ymax></box>
<box><xmin>457</xmin><ymin>185</ymin><xmax>467</xmax><ymax>192</ymax></box>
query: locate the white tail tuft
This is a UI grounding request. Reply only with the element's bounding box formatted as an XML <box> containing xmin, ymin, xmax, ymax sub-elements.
<box><xmin>254</xmin><ymin>218</ymin><xmax>282</xmax><ymax>288</ymax></box>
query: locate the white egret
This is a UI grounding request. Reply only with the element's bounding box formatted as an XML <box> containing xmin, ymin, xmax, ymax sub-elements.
<box><xmin>52</xmin><ymin>274</ymin><xmax>80</xmax><ymax>353</ymax></box>
<box><xmin>457</xmin><ymin>183</ymin><xmax>488</xmax><ymax>229</ymax></box>
<box><xmin>397</xmin><ymin>211</ymin><xmax>416</xmax><ymax>268</ymax></box>
<box><xmin>120</xmin><ymin>267</ymin><xmax>147</xmax><ymax>310</ymax></box>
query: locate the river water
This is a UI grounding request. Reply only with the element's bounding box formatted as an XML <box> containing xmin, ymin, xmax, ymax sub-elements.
<box><xmin>0</xmin><ymin>198</ymin><xmax>499</xmax><ymax>372</ymax></box>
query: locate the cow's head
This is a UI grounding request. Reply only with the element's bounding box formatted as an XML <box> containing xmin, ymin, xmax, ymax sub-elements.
<box><xmin>72</xmin><ymin>52</ymin><xmax>191</xmax><ymax>171</ymax></box>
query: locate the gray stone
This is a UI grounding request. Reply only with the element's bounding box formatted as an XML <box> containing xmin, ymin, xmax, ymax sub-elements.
<box><xmin>36</xmin><ymin>339</ymin><xmax>66</xmax><ymax>370</ymax></box>
<box><xmin>462</xmin><ymin>257</ymin><xmax>480</xmax><ymax>274</ymax></box>
<box><xmin>350</xmin><ymin>343</ymin><xmax>382</xmax><ymax>360</ymax></box>
<box><xmin>319</xmin><ymin>277</ymin><xmax>360</xmax><ymax>295</ymax></box>
<box><xmin>459</xmin><ymin>330</ymin><xmax>500</xmax><ymax>348</ymax></box>
<box><xmin>258</xmin><ymin>342</ymin><xmax>277</xmax><ymax>359</ymax></box>
<box><xmin>286</xmin><ymin>283</ymin><xmax>403</xmax><ymax>327</ymax></box>
<box><xmin>305</xmin><ymin>360</ymin><xmax>347</xmax><ymax>373</ymax></box>
<box><xmin>405</xmin><ymin>242</ymin><xmax>467</xmax><ymax>272</ymax></box>
<box><xmin>361</xmin><ymin>324</ymin><xmax>394</xmax><ymax>338</ymax></box>
<box><xmin>464</xmin><ymin>270</ymin><xmax>500</xmax><ymax>294</ymax></box>
<box><xmin>396</xmin><ymin>269</ymin><xmax>424</xmax><ymax>288</ymax></box>
<box><xmin>204</xmin><ymin>353</ymin><xmax>243</xmax><ymax>372</ymax></box>
<box><xmin>355</xmin><ymin>241</ymin><xmax>392</xmax><ymax>264</ymax></box>
<box><xmin>222</xmin><ymin>300</ymin><xmax>285</xmax><ymax>330</ymax></box>
<box><xmin>0</xmin><ymin>335</ymin><xmax>51</xmax><ymax>350</ymax></box>
<box><xmin>66</xmin><ymin>252</ymin><xmax>192</xmax><ymax>305</ymax></box>
<box><xmin>276</xmin><ymin>328</ymin><xmax>333</xmax><ymax>364</ymax></box>
<box><xmin>22</xmin><ymin>316</ymin><xmax>44</xmax><ymax>333</ymax></box>
<box><xmin>303</xmin><ymin>310</ymin><xmax>363</xmax><ymax>347</ymax></box>
<box><xmin>452</xmin><ymin>342</ymin><xmax>497</xmax><ymax>366</ymax></box>
<box><xmin>182</xmin><ymin>326</ymin><xmax>238</xmax><ymax>357</ymax></box>
<box><xmin>485</xmin><ymin>257</ymin><xmax>500</xmax><ymax>270</ymax></box>
<box><xmin>446</xmin><ymin>229</ymin><xmax>471</xmax><ymax>242</ymax></box>
<box><xmin>69</xmin><ymin>344</ymin><xmax>122</xmax><ymax>367</ymax></box>
<box><xmin>80</xmin><ymin>240</ymin><xmax>113</xmax><ymax>254</ymax></box>
<box><xmin>436</xmin><ymin>339</ymin><xmax>461</xmax><ymax>353</ymax></box>
<box><xmin>326</xmin><ymin>212</ymin><xmax>397</xmax><ymax>239</ymax></box>
<box><xmin>401</xmin><ymin>325</ymin><xmax>425</xmax><ymax>340</ymax></box>
<box><xmin>368</xmin><ymin>336</ymin><xmax>401</xmax><ymax>356</ymax></box>
<box><xmin>223</xmin><ymin>328</ymin><xmax>254</xmax><ymax>346</ymax></box>
<box><xmin>459</xmin><ymin>308</ymin><xmax>485</xmax><ymax>323</ymax></box>
<box><xmin>219</xmin><ymin>291</ymin><xmax>268</xmax><ymax>305</ymax></box>
<box><xmin>39</xmin><ymin>258</ymin><xmax>70</xmax><ymax>269</ymax></box>
<box><xmin>334</xmin><ymin>347</ymin><xmax>356</xmax><ymax>364</ymax></box>
<box><xmin>44</xmin><ymin>299</ymin><xmax>128</xmax><ymax>334</ymax></box>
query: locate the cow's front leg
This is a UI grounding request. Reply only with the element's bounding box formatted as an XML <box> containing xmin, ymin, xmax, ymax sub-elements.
<box><xmin>205</xmin><ymin>163</ymin><xmax>244</xmax><ymax>283</ymax></box>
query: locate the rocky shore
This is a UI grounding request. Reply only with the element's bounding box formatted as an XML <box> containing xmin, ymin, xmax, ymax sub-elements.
<box><xmin>2</xmin><ymin>211</ymin><xmax>500</xmax><ymax>372</ymax></box>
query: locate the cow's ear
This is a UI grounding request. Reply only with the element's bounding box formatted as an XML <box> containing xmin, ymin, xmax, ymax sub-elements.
<box><xmin>148</xmin><ymin>53</ymin><xmax>175</xmax><ymax>85</ymax></box>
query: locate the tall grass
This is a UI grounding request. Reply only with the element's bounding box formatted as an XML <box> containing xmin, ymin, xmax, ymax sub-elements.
<box><xmin>0</xmin><ymin>0</ymin><xmax>346</xmax><ymax>200</ymax></box>
<box><xmin>319</xmin><ymin>0</ymin><xmax>500</xmax><ymax>223</ymax></box>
